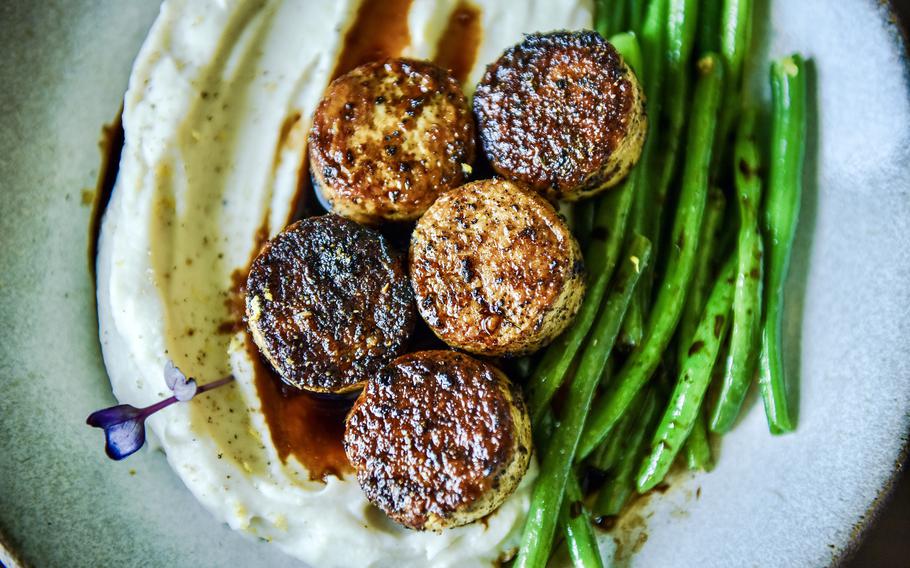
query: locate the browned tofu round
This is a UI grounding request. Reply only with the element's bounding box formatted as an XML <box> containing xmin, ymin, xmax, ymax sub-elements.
<box><xmin>309</xmin><ymin>58</ymin><xmax>476</xmax><ymax>224</ymax></box>
<box><xmin>245</xmin><ymin>215</ymin><xmax>415</xmax><ymax>393</ymax></box>
<box><xmin>409</xmin><ymin>179</ymin><xmax>585</xmax><ymax>357</ymax></box>
<box><xmin>344</xmin><ymin>350</ymin><xmax>532</xmax><ymax>531</ymax></box>
<box><xmin>473</xmin><ymin>31</ymin><xmax>646</xmax><ymax>201</ymax></box>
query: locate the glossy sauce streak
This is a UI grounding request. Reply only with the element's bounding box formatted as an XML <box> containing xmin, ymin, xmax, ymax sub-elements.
<box><xmin>228</xmin><ymin>233</ymin><xmax>354</xmax><ymax>481</ymax></box>
<box><xmin>244</xmin><ymin>0</ymin><xmax>420</xmax><ymax>480</ymax></box>
<box><xmin>246</xmin><ymin>334</ymin><xmax>354</xmax><ymax>480</ymax></box>
<box><xmin>433</xmin><ymin>2</ymin><xmax>483</xmax><ymax>84</ymax></box>
<box><xmin>275</xmin><ymin>111</ymin><xmax>303</xmax><ymax>168</ymax></box>
<box><xmin>289</xmin><ymin>144</ymin><xmax>313</xmax><ymax>224</ymax></box>
<box><xmin>92</xmin><ymin>0</ymin><xmax>487</xmax><ymax>484</ymax></box>
<box><xmin>273</xmin><ymin>111</ymin><xmax>316</xmax><ymax>225</ymax></box>
<box><xmin>331</xmin><ymin>0</ymin><xmax>414</xmax><ymax>80</ymax></box>
<box><xmin>88</xmin><ymin>110</ymin><xmax>124</xmax><ymax>279</ymax></box>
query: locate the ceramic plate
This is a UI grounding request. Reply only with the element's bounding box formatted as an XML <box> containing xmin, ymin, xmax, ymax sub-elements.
<box><xmin>1</xmin><ymin>1</ymin><xmax>908</xmax><ymax>566</ymax></box>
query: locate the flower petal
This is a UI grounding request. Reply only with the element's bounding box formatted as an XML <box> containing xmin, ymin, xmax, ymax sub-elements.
<box><xmin>86</xmin><ymin>404</ymin><xmax>144</xmax><ymax>429</ymax></box>
<box><xmin>103</xmin><ymin>417</ymin><xmax>147</xmax><ymax>460</ymax></box>
<box><xmin>173</xmin><ymin>377</ymin><xmax>198</xmax><ymax>402</ymax></box>
<box><xmin>164</xmin><ymin>359</ymin><xmax>186</xmax><ymax>391</ymax></box>
<box><xmin>87</xmin><ymin>405</ymin><xmax>148</xmax><ymax>460</ymax></box>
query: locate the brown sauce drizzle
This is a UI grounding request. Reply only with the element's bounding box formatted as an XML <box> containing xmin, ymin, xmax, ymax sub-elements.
<box><xmin>243</xmin><ymin>0</ymin><xmax>422</xmax><ymax>480</ymax></box>
<box><xmin>433</xmin><ymin>2</ymin><xmax>483</xmax><ymax>84</ymax></box>
<box><xmin>288</xmin><ymin>144</ymin><xmax>314</xmax><ymax>224</ymax></box>
<box><xmin>274</xmin><ymin>111</ymin><xmax>315</xmax><ymax>225</ymax></box>
<box><xmin>331</xmin><ymin>0</ymin><xmax>414</xmax><ymax>80</ymax></box>
<box><xmin>245</xmin><ymin>333</ymin><xmax>354</xmax><ymax>480</ymax></box>
<box><xmin>87</xmin><ymin>109</ymin><xmax>124</xmax><ymax>280</ymax></box>
<box><xmin>227</xmin><ymin>230</ymin><xmax>354</xmax><ymax>481</ymax></box>
<box><xmin>275</xmin><ymin>111</ymin><xmax>302</xmax><ymax>168</ymax></box>
<box><xmin>91</xmin><ymin>0</ymin><xmax>489</xmax><ymax>485</ymax></box>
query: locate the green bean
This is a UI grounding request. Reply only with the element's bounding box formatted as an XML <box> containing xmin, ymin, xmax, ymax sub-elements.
<box><xmin>677</xmin><ymin>188</ymin><xmax>727</xmax><ymax>365</ymax></box>
<box><xmin>652</xmin><ymin>68</ymin><xmax>689</xmax><ymax>225</ymax></box>
<box><xmin>526</xmin><ymin>179</ymin><xmax>636</xmax><ymax>424</ymax></box>
<box><xmin>684</xmin><ymin>409</ymin><xmax>713</xmax><ymax>470</ymax></box>
<box><xmin>560</xmin><ymin>475</ymin><xmax>604</xmax><ymax>568</ymax></box>
<box><xmin>628</xmin><ymin>0</ymin><xmax>647</xmax><ymax>35</ymax></box>
<box><xmin>709</xmin><ymin>108</ymin><xmax>764</xmax><ymax>432</ymax></box>
<box><xmin>593</xmin><ymin>389</ymin><xmax>659</xmax><ymax>516</ymax></box>
<box><xmin>759</xmin><ymin>55</ymin><xmax>807</xmax><ymax>434</ymax></box>
<box><xmin>640</xmin><ymin>0</ymin><xmax>668</xmax><ymax>95</ymax></box>
<box><xmin>720</xmin><ymin>0</ymin><xmax>753</xmax><ymax>107</ymax></box>
<box><xmin>575</xmin><ymin>199</ymin><xmax>597</xmax><ymax>251</ymax></box>
<box><xmin>666</xmin><ymin>0</ymin><xmax>700</xmax><ymax>65</ymax></box>
<box><xmin>637</xmin><ymin>254</ymin><xmax>736</xmax><ymax>491</ymax></box>
<box><xmin>577</xmin><ymin>54</ymin><xmax>724</xmax><ymax>461</ymax></box>
<box><xmin>594</xmin><ymin>0</ymin><xmax>610</xmax><ymax>38</ymax></box>
<box><xmin>683</xmin><ymin>302</ymin><xmax>735</xmax><ymax>471</ymax></box>
<box><xmin>663</xmin><ymin>0</ymin><xmax>701</xmax><ymax>118</ymax></box>
<box><xmin>616</xmin><ymin>2</ymin><xmax>667</xmax><ymax>348</ymax></box>
<box><xmin>591</xmin><ymin>386</ymin><xmax>645</xmax><ymax>472</ymax></box>
<box><xmin>611</xmin><ymin>0</ymin><xmax>629</xmax><ymax>36</ymax></box>
<box><xmin>691</xmin><ymin>334</ymin><xmax>731</xmax><ymax>468</ymax></box>
<box><xmin>716</xmin><ymin>0</ymin><xmax>754</xmax><ymax>167</ymax></box>
<box><xmin>633</xmin><ymin>0</ymin><xmax>699</xmax><ymax>338</ymax></box>
<box><xmin>534</xmin><ymin>414</ymin><xmax>599</xmax><ymax>567</ymax></box>
<box><xmin>610</xmin><ymin>32</ymin><xmax>644</xmax><ymax>78</ymax></box>
<box><xmin>587</xmin><ymin>189</ymin><xmax>636</xmax><ymax>284</ymax></box>
<box><xmin>515</xmin><ymin>236</ymin><xmax>652</xmax><ymax>568</ymax></box>
<box><xmin>619</xmin><ymin>297</ymin><xmax>645</xmax><ymax>348</ymax></box>
<box><xmin>595</xmin><ymin>0</ymin><xmax>627</xmax><ymax>38</ymax></box>
<box><xmin>653</xmin><ymin>0</ymin><xmax>700</xmax><ymax>198</ymax></box>
<box><xmin>696</xmin><ymin>0</ymin><xmax>723</xmax><ymax>56</ymax></box>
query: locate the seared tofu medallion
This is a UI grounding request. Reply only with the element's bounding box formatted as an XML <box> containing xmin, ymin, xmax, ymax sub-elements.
<box><xmin>309</xmin><ymin>58</ymin><xmax>476</xmax><ymax>225</ymax></box>
<box><xmin>344</xmin><ymin>351</ymin><xmax>532</xmax><ymax>531</ymax></box>
<box><xmin>410</xmin><ymin>179</ymin><xmax>586</xmax><ymax>357</ymax></box>
<box><xmin>474</xmin><ymin>31</ymin><xmax>646</xmax><ymax>201</ymax></box>
<box><xmin>245</xmin><ymin>215</ymin><xmax>415</xmax><ymax>393</ymax></box>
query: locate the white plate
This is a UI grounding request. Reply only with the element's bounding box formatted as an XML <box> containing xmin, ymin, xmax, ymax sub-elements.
<box><xmin>0</xmin><ymin>1</ymin><xmax>908</xmax><ymax>566</ymax></box>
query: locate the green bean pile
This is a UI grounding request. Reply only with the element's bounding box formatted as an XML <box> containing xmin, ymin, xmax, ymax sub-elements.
<box><xmin>515</xmin><ymin>1</ymin><xmax>808</xmax><ymax>565</ymax></box>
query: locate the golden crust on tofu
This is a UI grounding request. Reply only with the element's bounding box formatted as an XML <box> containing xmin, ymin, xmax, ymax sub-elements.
<box><xmin>309</xmin><ymin>58</ymin><xmax>476</xmax><ymax>224</ymax></box>
<box><xmin>344</xmin><ymin>350</ymin><xmax>532</xmax><ymax>530</ymax></box>
<box><xmin>409</xmin><ymin>179</ymin><xmax>585</xmax><ymax>357</ymax></box>
<box><xmin>473</xmin><ymin>31</ymin><xmax>646</xmax><ymax>201</ymax></box>
<box><xmin>245</xmin><ymin>215</ymin><xmax>415</xmax><ymax>393</ymax></box>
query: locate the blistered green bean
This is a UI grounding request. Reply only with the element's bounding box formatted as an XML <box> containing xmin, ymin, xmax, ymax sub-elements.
<box><xmin>560</xmin><ymin>475</ymin><xmax>604</xmax><ymax>568</ymax></box>
<box><xmin>578</xmin><ymin>54</ymin><xmax>724</xmax><ymax>460</ymax></box>
<box><xmin>710</xmin><ymin>108</ymin><xmax>764</xmax><ymax>432</ymax></box>
<box><xmin>593</xmin><ymin>389</ymin><xmax>659</xmax><ymax>516</ymax></box>
<box><xmin>759</xmin><ymin>55</ymin><xmax>807</xmax><ymax>434</ymax></box>
<box><xmin>515</xmin><ymin>237</ymin><xmax>651</xmax><ymax>568</ymax></box>
<box><xmin>637</xmin><ymin>254</ymin><xmax>736</xmax><ymax>492</ymax></box>
<box><xmin>526</xmin><ymin>179</ymin><xmax>636</xmax><ymax>425</ymax></box>
<box><xmin>677</xmin><ymin>188</ymin><xmax>727</xmax><ymax>365</ymax></box>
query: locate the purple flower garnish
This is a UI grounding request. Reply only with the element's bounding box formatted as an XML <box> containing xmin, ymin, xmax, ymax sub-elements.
<box><xmin>87</xmin><ymin>360</ymin><xmax>234</xmax><ymax>460</ymax></box>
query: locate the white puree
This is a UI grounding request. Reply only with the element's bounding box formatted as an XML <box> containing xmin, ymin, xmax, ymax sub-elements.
<box><xmin>97</xmin><ymin>0</ymin><xmax>591</xmax><ymax>566</ymax></box>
